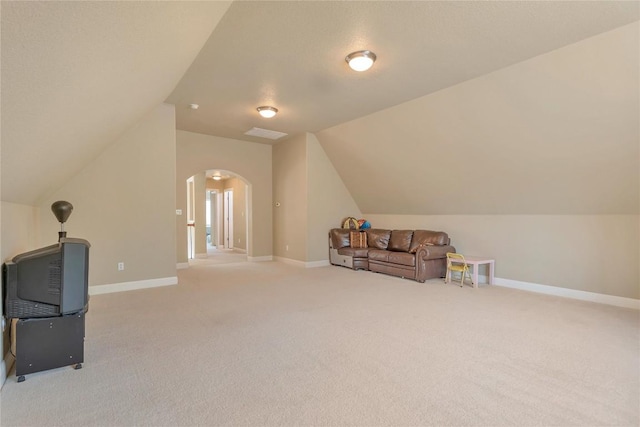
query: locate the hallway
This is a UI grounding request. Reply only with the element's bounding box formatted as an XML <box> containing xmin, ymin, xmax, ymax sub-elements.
<box><xmin>188</xmin><ymin>245</ymin><xmax>247</xmax><ymax>266</ymax></box>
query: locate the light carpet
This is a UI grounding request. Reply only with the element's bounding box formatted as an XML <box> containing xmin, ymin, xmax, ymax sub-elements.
<box><xmin>1</xmin><ymin>261</ymin><xmax>638</xmax><ymax>426</ymax></box>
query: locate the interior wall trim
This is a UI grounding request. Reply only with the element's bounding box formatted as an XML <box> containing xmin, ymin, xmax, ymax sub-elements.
<box><xmin>493</xmin><ymin>277</ymin><xmax>639</xmax><ymax>310</ymax></box>
<box><xmin>274</xmin><ymin>256</ymin><xmax>305</xmax><ymax>267</ymax></box>
<box><xmin>88</xmin><ymin>277</ymin><xmax>178</xmax><ymax>296</ymax></box>
<box><xmin>248</xmin><ymin>255</ymin><xmax>273</xmax><ymax>262</ymax></box>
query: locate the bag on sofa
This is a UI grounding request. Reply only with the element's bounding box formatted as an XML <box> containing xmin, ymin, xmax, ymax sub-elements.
<box><xmin>342</xmin><ymin>217</ymin><xmax>359</xmax><ymax>229</ymax></box>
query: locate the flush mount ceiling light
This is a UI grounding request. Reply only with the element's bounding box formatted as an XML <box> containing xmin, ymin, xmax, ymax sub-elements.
<box><xmin>257</xmin><ymin>106</ymin><xmax>278</xmax><ymax>118</ymax></box>
<box><xmin>345</xmin><ymin>50</ymin><xmax>377</xmax><ymax>72</ymax></box>
<box><xmin>212</xmin><ymin>176</ymin><xmax>222</xmax><ymax>181</ymax></box>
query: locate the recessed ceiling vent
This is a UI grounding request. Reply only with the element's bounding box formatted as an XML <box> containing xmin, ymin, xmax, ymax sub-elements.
<box><xmin>244</xmin><ymin>127</ymin><xmax>288</xmax><ymax>140</ymax></box>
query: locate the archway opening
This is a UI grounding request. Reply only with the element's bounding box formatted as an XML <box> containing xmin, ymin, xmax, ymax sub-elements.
<box><xmin>185</xmin><ymin>169</ymin><xmax>251</xmax><ymax>264</ymax></box>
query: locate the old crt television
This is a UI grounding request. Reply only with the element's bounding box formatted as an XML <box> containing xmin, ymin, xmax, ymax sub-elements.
<box><xmin>3</xmin><ymin>237</ymin><xmax>90</xmax><ymax>319</ymax></box>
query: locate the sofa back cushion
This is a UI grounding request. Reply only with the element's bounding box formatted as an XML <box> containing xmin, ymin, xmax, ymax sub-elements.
<box><xmin>366</xmin><ymin>229</ymin><xmax>391</xmax><ymax>250</ymax></box>
<box><xmin>409</xmin><ymin>230</ymin><xmax>450</xmax><ymax>253</ymax></box>
<box><xmin>388</xmin><ymin>230</ymin><xmax>414</xmax><ymax>252</ymax></box>
<box><xmin>330</xmin><ymin>228</ymin><xmax>351</xmax><ymax>249</ymax></box>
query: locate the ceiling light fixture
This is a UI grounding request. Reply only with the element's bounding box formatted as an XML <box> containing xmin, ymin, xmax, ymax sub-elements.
<box><xmin>189</xmin><ymin>103</ymin><xmax>199</xmax><ymax>110</ymax></box>
<box><xmin>212</xmin><ymin>176</ymin><xmax>222</xmax><ymax>181</ymax></box>
<box><xmin>345</xmin><ymin>50</ymin><xmax>377</xmax><ymax>72</ymax></box>
<box><xmin>257</xmin><ymin>106</ymin><xmax>278</xmax><ymax>118</ymax></box>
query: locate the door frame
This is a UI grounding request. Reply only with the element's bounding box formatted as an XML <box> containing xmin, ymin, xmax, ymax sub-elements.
<box><xmin>224</xmin><ymin>188</ymin><xmax>233</xmax><ymax>249</ymax></box>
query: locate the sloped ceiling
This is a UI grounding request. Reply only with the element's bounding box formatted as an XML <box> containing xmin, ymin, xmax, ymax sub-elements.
<box><xmin>1</xmin><ymin>1</ymin><xmax>231</xmax><ymax>205</ymax></box>
<box><xmin>317</xmin><ymin>22</ymin><xmax>639</xmax><ymax>215</ymax></box>
<box><xmin>2</xmin><ymin>0</ymin><xmax>638</xmax><ymax>212</ymax></box>
<box><xmin>167</xmin><ymin>1</ymin><xmax>639</xmax><ymax>144</ymax></box>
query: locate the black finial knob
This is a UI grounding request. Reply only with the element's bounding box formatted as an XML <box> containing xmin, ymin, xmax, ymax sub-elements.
<box><xmin>51</xmin><ymin>201</ymin><xmax>73</xmax><ymax>224</ymax></box>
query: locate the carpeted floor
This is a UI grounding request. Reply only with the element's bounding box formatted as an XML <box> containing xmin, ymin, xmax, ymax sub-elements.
<box><xmin>1</xmin><ymin>261</ymin><xmax>638</xmax><ymax>426</ymax></box>
<box><xmin>192</xmin><ymin>246</ymin><xmax>247</xmax><ymax>265</ymax></box>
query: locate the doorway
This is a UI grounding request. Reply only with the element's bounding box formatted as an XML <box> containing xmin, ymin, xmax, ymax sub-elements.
<box><xmin>183</xmin><ymin>170</ymin><xmax>250</xmax><ymax>265</ymax></box>
<box><xmin>206</xmin><ymin>190</ymin><xmax>217</xmax><ymax>247</ymax></box>
<box><xmin>186</xmin><ymin>176</ymin><xmax>196</xmax><ymax>259</ymax></box>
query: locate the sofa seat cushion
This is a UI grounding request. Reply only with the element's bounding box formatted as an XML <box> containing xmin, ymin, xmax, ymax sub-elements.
<box><xmin>369</xmin><ymin>249</ymin><xmax>415</xmax><ymax>267</ymax></box>
<box><xmin>368</xmin><ymin>249</ymin><xmax>389</xmax><ymax>262</ymax></box>
<box><xmin>338</xmin><ymin>247</ymin><xmax>370</xmax><ymax>258</ymax></box>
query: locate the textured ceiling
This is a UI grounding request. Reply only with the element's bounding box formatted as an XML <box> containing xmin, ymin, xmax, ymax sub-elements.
<box><xmin>167</xmin><ymin>0</ymin><xmax>639</xmax><ymax>144</ymax></box>
<box><xmin>2</xmin><ymin>1</ymin><xmax>638</xmax><ymax>206</ymax></box>
<box><xmin>1</xmin><ymin>1</ymin><xmax>232</xmax><ymax>205</ymax></box>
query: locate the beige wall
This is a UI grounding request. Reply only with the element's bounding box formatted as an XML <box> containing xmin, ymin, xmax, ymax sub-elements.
<box><xmin>224</xmin><ymin>177</ymin><xmax>247</xmax><ymax>250</ymax></box>
<box><xmin>37</xmin><ymin>103</ymin><xmax>177</xmax><ymax>286</ymax></box>
<box><xmin>1</xmin><ymin>202</ymin><xmax>39</xmax><ymax>263</ymax></box>
<box><xmin>206</xmin><ymin>179</ymin><xmax>224</xmax><ymax>192</ymax></box>
<box><xmin>316</xmin><ymin>23</ymin><xmax>639</xmax><ymax>298</ymax></box>
<box><xmin>176</xmin><ymin>130</ymin><xmax>272</xmax><ymax>261</ymax></box>
<box><xmin>365</xmin><ymin>214</ymin><xmax>639</xmax><ymax>299</ymax></box>
<box><xmin>318</xmin><ymin>22</ymin><xmax>639</xmax><ymax>215</ymax></box>
<box><xmin>272</xmin><ymin>133</ymin><xmax>362</xmax><ymax>263</ymax></box>
<box><xmin>193</xmin><ymin>172</ymin><xmax>207</xmax><ymax>257</ymax></box>
<box><xmin>273</xmin><ymin>134</ymin><xmax>307</xmax><ymax>261</ymax></box>
<box><xmin>306</xmin><ymin>133</ymin><xmax>361</xmax><ymax>261</ymax></box>
<box><xmin>206</xmin><ymin>179</ymin><xmax>224</xmax><ymax>247</ymax></box>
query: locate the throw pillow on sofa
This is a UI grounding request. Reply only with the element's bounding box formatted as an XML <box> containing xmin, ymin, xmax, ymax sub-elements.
<box><xmin>350</xmin><ymin>231</ymin><xmax>368</xmax><ymax>248</ymax></box>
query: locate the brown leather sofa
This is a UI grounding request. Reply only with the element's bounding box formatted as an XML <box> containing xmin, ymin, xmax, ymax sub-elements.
<box><xmin>328</xmin><ymin>228</ymin><xmax>455</xmax><ymax>282</ymax></box>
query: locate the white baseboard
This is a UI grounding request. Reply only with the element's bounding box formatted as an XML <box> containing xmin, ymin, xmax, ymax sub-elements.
<box><xmin>274</xmin><ymin>256</ymin><xmax>305</xmax><ymax>267</ymax></box>
<box><xmin>176</xmin><ymin>262</ymin><xmax>189</xmax><ymax>270</ymax></box>
<box><xmin>248</xmin><ymin>255</ymin><xmax>273</xmax><ymax>262</ymax></box>
<box><xmin>89</xmin><ymin>276</ymin><xmax>177</xmax><ymax>296</ymax></box>
<box><xmin>493</xmin><ymin>277</ymin><xmax>639</xmax><ymax>310</ymax></box>
<box><xmin>275</xmin><ymin>257</ymin><xmax>330</xmax><ymax>268</ymax></box>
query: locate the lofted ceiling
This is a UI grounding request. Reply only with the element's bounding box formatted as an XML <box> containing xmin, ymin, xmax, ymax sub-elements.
<box><xmin>167</xmin><ymin>0</ymin><xmax>639</xmax><ymax>143</ymax></box>
<box><xmin>1</xmin><ymin>1</ymin><xmax>638</xmax><ymax>206</ymax></box>
<box><xmin>1</xmin><ymin>1</ymin><xmax>232</xmax><ymax>205</ymax></box>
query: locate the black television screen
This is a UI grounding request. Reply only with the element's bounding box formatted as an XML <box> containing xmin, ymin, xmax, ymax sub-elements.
<box><xmin>3</xmin><ymin>238</ymin><xmax>90</xmax><ymax>319</ymax></box>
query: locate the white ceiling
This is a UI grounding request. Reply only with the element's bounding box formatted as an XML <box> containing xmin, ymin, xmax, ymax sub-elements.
<box><xmin>2</xmin><ymin>1</ymin><xmax>638</xmax><ymax>205</ymax></box>
<box><xmin>1</xmin><ymin>1</ymin><xmax>232</xmax><ymax>205</ymax></box>
<box><xmin>166</xmin><ymin>0</ymin><xmax>639</xmax><ymax>143</ymax></box>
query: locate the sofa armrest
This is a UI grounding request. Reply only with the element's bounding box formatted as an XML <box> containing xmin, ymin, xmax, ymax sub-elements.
<box><xmin>415</xmin><ymin>244</ymin><xmax>455</xmax><ymax>261</ymax></box>
<box><xmin>415</xmin><ymin>244</ymin><xmax>455</xmax><ymax>282</ymax></box>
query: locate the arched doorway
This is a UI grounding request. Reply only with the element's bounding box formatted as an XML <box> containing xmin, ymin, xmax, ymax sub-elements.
<box><xmin>185</xmin><ymin>169</ymin><xmax>251</xmax><ymax>264</ymax></box>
